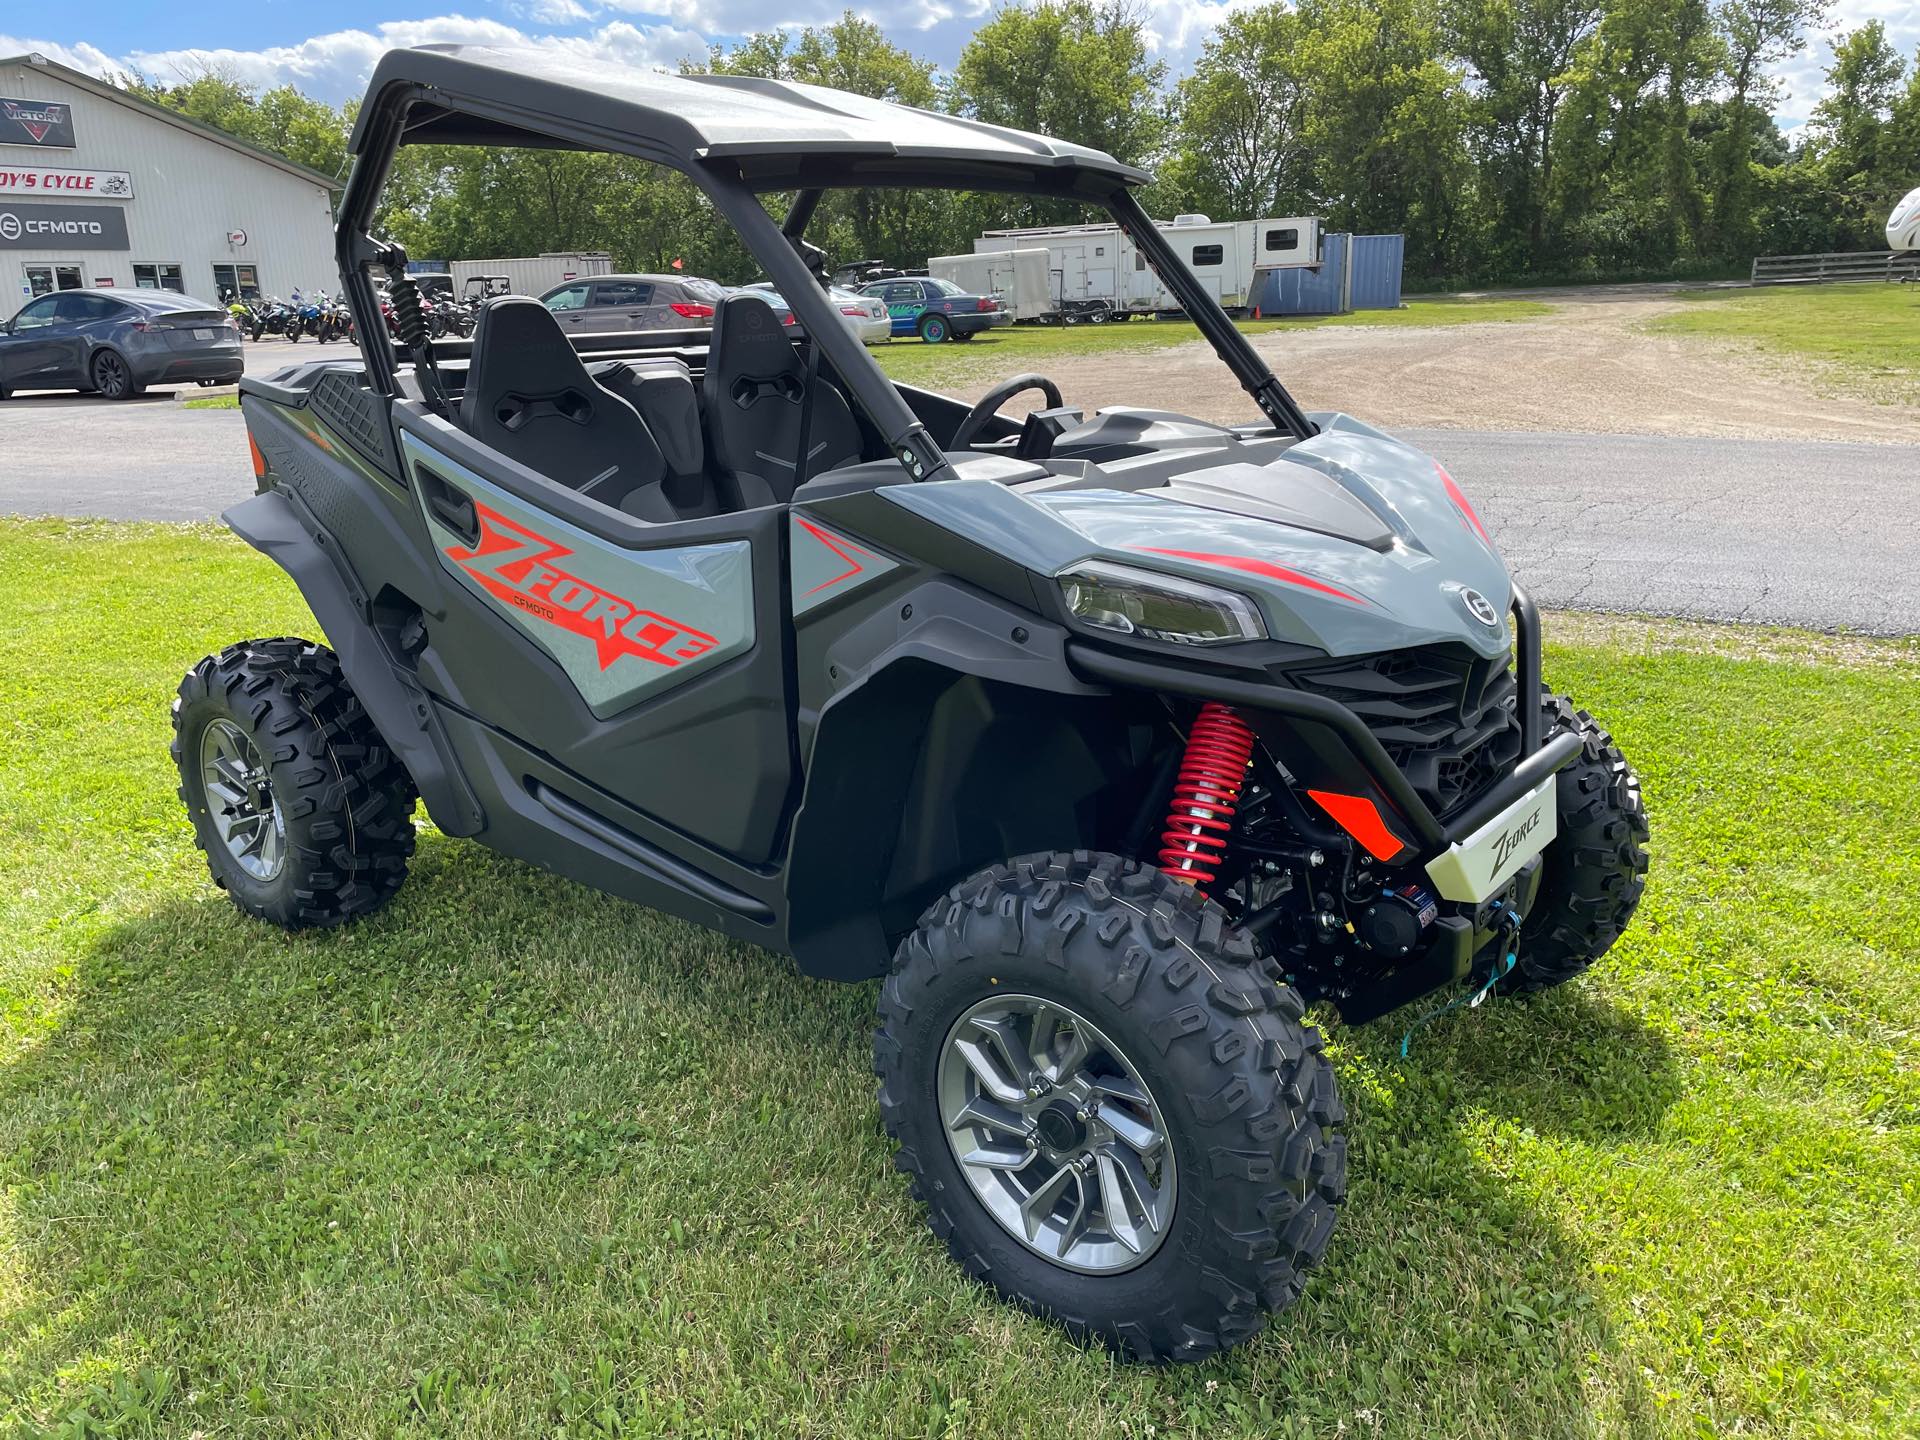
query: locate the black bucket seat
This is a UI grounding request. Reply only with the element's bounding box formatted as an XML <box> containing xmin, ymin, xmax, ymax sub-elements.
<box><xmin>462</xmin><ymin>297</ymin><xmax>663</xmax><ymax>510</ymax></box>
<box><xmin>701</xmin><ymin>294</ymin><xmax>862</xmax><ymax>508</ymax></box>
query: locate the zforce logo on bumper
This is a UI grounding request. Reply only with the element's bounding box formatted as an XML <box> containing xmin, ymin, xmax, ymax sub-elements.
<box><xmin>1489</xmin><ymin>806</ymin><xmax>1542</xmax><ymax>873</ymax></box>
<box><xmin>445</xmin><ymin>503</ymin><xmax>718</xmax><ymax>671</ymax></box>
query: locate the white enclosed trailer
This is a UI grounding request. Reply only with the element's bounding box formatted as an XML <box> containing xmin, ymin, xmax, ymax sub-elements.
<box><xmin>927</xmin><ymin>248</ymin><xmax>1053</xmax><ymax>320</ymax></box>
<box><xmin>973</xmin><ymin>215</ymin><xmax>1320</xmax><ymax>316</ymax></box>
<box><xmin>447</xmin><ymin>252</ymin><xmax>614</xmax><ymax>297</ymax></box>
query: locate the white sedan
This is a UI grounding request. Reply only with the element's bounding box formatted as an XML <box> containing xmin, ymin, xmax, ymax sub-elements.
<box><xmin>738</xmin><ymin>281</ymin><xmax>892</xmax><ymax>345</ymax></box>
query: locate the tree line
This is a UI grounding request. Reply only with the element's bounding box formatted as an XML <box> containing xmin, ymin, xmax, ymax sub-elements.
<box><xmin>125</xmin><ymin>0</ymin><xmax>1920</xmax><ymax>287</ymax></box>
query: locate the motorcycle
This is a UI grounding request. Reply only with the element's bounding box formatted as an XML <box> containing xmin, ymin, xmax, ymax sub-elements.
<box><xmin>249</xmin><ymin>297</ymin><xmax>295</xmax><ymax>343</ymax></box>
<box><xmin>286</xmin><ymin>294</ymin><xmax>329</xmax><ymax>344</ymax></box>
<box><xmin>314</xmin><ymin>295</ymin><xmax>353</xmax><ymax>344</ymax></box>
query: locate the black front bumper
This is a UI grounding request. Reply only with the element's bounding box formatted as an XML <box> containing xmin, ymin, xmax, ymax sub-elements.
<box><xmin>1067</xmin><ymin>584</ymin><xmax>1578</xmax><ymax>862</ymax></box>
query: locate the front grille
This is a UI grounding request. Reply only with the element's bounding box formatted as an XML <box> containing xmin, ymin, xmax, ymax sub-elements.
<box><xmin>1285</xmin><ymin>644</ymin><xmax>1520</xmax><ymax>818</ymax></box>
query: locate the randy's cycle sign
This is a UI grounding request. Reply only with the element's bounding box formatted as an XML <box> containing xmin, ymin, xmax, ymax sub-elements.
<box><xmin>0</xmin><ymin>201</ymin><xmax>129</xmax><ymax>249</ymax></box>
<box><xmin>0</xmin><ymin>97</ymin><xmax>76</xmax><ymax>149</ymax></box>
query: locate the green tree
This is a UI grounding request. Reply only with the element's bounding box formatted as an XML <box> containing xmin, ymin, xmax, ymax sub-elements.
<box><xmin>949</xmin><ymin>0</ymin><xmax>1168</xmax><ymax>164</ymax></box>
<box><xmin>1706</xmin><ymin>0</ymin><xmax>1827</xmax><ymax>254</ymax></box>
<box><xmin>1165</xmin><ymin>4</ymin><xmax>1318</xmax><ymax>221</ymax></box>
<box><xmin>1444</xmin><ymin>0</ymin><xmax>1604</xmax><ymax>267</ymax></box>
<box><xmin>1294</xmin><ymin>0</ymin><xmax>1471</xmax><ymax>275</ymax></box>
<box><xmin>1804</xmin><ymin>22</ymin><xmax>1907</xmax><ymax>246</ymax></box>
<box><xmin>706</xmin><ymin>12</ymin><xmax>959</xmax><ymax>272</ymax></box>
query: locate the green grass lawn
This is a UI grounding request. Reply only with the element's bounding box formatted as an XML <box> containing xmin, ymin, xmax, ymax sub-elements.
<box><xmin>180</xmin><ymin>395</ymin><xmax>240</xmax><ymax>411</ymax></box>
<box><xmin>1648</xmin><ymin>284</ymin><xmax>1920</xmax><ymax>404</ymax></box>
<box><xmin>872</xmin><ymin>297</ymin><xmax>1552</xmax><ymax>389</ymax></box>
<box><xmin>3</xmin><ymin>519</ymin><xmax>1917</xmax><ymax>1438</ymax></box>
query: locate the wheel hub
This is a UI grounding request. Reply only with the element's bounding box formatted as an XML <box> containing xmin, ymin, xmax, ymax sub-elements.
<box><xmin>1034</xmin><ymin>1102</ymin><xmax>1084</xmax><ymax>1155</ymax></box>
<box><xmin>198</xmin><ymin>718</ymin><xmax>285</xmax><ymax>882</ymax></box>
<box><xmin>938</xmin><ymin>993</ymin><xmax>1177</xmax><ymax>1274</ymax></box>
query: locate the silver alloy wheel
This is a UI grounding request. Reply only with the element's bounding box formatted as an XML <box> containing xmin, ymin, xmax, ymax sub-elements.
<box><xmin>198</xmin><ymin>719</ymin><xmax>286</xmax><ymax>882</ymax></box>
<box><xmin>938</xmin><ymin>993</ymin><xmax>1178</xmax><ymax>1274</ymax></box>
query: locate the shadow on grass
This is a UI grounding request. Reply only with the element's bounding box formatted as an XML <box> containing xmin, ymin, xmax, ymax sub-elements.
<box><xmin>1</xmin><ymin>833</ymin><xmax>1677</xmax><ymax>1436</ymax></box>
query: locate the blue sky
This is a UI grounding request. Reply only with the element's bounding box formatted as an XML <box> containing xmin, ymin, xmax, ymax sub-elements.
<box><xmin>3</xmin><ymin>0</ymin><xmax>1914</xmax><ymax>129</ymax></box>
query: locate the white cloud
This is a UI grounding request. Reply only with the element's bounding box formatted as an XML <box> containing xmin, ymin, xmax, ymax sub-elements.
<box><xmin>0</xmin><ymin>14</ymin><xmax>709</xmax><ymax>104</ymax></box>
<box><xmin>6</xmin><ymin>0</ymin><xmax>1916</xmax><ymax>121</ymax></box>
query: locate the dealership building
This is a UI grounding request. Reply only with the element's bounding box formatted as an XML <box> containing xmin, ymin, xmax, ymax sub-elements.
<box><xmin>0</xmin><ymin>52</ymin><xmax>336</xmax><ymax>308</ymax></box>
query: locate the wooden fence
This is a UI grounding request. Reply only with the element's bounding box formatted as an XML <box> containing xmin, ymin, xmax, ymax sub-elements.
<box><xmin>1750</xmin><ymin>250</ymin><xmax>1920</xmax><ymax>285</ymax></box>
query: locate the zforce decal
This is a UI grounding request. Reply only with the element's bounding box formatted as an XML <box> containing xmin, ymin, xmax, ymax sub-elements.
<box><xmin>446</xmin><ymin>503</ymin><xmax>718</xmax><ymax>670</ymax></box>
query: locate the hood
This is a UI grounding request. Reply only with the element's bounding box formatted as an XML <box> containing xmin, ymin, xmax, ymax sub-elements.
<box><xmin>883</xmin><ymin>413</ymin><xmax>1515</xmax><ymax>660</ymax></box>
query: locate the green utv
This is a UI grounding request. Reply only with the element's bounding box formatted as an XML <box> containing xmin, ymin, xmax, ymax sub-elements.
<box><xmin>174</xmin><ymin>45</ymin><xmax>1649</xmax><ymax>1362</ymax></box>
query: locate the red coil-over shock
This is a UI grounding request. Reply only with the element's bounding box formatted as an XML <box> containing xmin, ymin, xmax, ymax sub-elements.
<box><xmin>1157</xmin><ymin>702</ymin><xmax>1256</xmax><ymax>892</ymax></box>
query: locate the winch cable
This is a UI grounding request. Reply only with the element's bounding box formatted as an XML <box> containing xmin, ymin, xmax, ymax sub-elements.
<box><xmin>1399</xmin><ymin>900</ymin><xmax>1523</xmax><ymax>1058</ymax></box>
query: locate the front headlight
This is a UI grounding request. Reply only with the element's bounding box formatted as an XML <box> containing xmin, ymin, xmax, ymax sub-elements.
<box><xmin>1057</xmin><ymin>560</ymin><xmax>1267</xmax><ymax>646</ymax></box>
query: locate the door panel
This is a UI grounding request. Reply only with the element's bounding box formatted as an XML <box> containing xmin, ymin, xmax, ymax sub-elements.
<box><xmin>1</xmin><ymin>295</ymin><xmax>72</xmax><ymax>385</ymax></box>
<box><xmin>391</xmin><ymin>407</ymin><xmax>796</xmax><ymax>865</ymax></box>
<box><xmin>404</xmin><ymin>431</ymin><xmax>753</xmax><ymax>718</ymax></box>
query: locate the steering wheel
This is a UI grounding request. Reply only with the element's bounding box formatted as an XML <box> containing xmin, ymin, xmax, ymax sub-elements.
<box><xmin>948</xmin><ymin>373</ymin><xmax>1064</xmax><ymax>452</ymax></box>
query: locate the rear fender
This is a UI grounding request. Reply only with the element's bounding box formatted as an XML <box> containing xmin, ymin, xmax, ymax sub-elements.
<box><xmin>224</xmin><ymin>488</ymin><xmax>483</xmax><ymax>836</ymax></box>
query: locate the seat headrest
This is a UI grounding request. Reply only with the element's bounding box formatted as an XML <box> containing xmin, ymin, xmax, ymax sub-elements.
<box><xmin>709</xmin><ymin>294</ymin><xmax>802</xmax><ymax>397</ymax></box>
<box><xmin>467</xmin><ymin>296</ymin><xmax>600</xmax><ymax>435</ymax></box>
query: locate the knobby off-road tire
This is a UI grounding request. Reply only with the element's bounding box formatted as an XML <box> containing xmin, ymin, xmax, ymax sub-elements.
<box><xmin>876</xmin><ymin>851</ymin><xmax>1346</xmax><ymax>1362</ymax></box>
<box><xmin>1509</xmin><ymin>690</ymin><xmax>1650</xmax><ymax>993</ymax></box>
<box><xmin>171</xmin><ymin>638</ymin><xmax>416</xmax><ymax>928</ymax></box>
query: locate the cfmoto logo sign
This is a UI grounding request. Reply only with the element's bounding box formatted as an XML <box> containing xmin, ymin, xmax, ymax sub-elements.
<box><xmin>1460</xmin><ymin>588</ymin><xmax>1499</xmax><ymax>627</ymax></box>
<box><xmin>0</xmin><ymin>213</ymin><xmax>19</xmax><ymax>242</ymax></box>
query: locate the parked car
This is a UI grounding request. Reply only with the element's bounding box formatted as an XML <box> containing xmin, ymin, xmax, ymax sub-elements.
<box><xmin>0</xmin><ymin>288</ymin><xmax>242</xmax><ymax>400</ymax></box>
<box><xmin>859</xmin><ymin>275</ymin><xmax>1011</xmax><ymax>342</ymax></box>
<box><xmin>739</xmin><ymin>281</ymin><xmax>892</xmax><ymax>345</ymax></box>
<box><xmin>538</xmin><ymin>273</ymin><xmax>728</xmax><ymax>333</ymax></box>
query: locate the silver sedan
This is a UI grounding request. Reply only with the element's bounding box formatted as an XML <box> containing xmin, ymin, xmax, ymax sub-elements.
<box><xmin>739</xmin><ymin>282</ymin><xmax>892</xmax><ymax>345</ymax></box>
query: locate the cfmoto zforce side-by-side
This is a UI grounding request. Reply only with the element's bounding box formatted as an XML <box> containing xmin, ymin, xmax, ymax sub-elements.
<box><xmin>173</xmin><ymin>45</ymin><xmax>1649</xmax><ymax>1362</ymax></box>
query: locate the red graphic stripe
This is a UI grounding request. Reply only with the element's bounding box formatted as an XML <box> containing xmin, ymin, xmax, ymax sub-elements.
<box><xmin>445</xmin><ymin>503</ymin><xmax>717</xmax><ymax>671</ymax></box>
<box><xmin>796</xmin><ymin>515</ymin><xmax>874</xmax><ymax>595</ymax></box>
<box><xmin>1306</xmin><ymin>790</ymin><xmax>1410</xmax><ymax>863</ymax></box>
<box><xmin>1435</xmin><ymin>462</ymin><xmax>1490</xmax><ymax>545</ymax></box>
<box><xmin>1138</xmin><ymin>547</ymin><xmax>1371</xmax><ymax>607</ymax></box>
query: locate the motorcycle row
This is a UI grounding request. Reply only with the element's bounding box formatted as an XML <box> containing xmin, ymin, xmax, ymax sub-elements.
<box><xmin>220</xmin><ymin>288</ymin><xmax>481</xmax><ymax>345</ymax></box>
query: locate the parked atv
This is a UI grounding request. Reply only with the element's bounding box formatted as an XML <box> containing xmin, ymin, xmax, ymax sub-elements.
<box><xmin>177</xmin><ymin>46</ymin><xmax>1649</xmax><ymax>1364</ymax></box>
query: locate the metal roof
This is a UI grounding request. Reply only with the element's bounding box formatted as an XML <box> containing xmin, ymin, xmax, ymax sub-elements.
<box><xmin>0</xmin><ymin>54</ymin><xmax>340</xmax><ymax>189</ymax></box>
<box><xmin>351</xmin><ymin>45</ymin><xmax>1151</xmax><ymax>192</ymax></box>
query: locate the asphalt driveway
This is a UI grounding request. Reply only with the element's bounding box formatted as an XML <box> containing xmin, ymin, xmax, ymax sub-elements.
<box><xmin>2</xmin><ymin>379</ymin><xmax>1916</xmax><ymax>633</ymax></box>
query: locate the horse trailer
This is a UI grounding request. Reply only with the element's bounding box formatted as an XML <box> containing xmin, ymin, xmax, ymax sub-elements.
<box><xmin>971</xmin><ymin>215</ymin><xmax>1320</xmax><ymax>317</ymax></box>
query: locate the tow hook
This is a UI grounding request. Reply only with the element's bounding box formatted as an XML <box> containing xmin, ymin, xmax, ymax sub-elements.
<box><xmin>1398</xmin><ymin>901</ymin><xmax>1524</xmax><ymax>1057</ymax></box>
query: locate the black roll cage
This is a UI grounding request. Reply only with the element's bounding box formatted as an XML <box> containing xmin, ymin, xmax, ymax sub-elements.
<box><xmin>334</xmin><ymin>76</ymin><xmax>1319</xmax><ymax>488</ymax></box>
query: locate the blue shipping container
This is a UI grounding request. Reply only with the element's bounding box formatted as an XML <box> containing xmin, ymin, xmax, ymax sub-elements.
<box><xmin>1250</xmin><ymin>232</ymin><xmax>1348</xmax><ymax>317</ymax></box>
<box><xmin>1249</xmin><ymin>231</ymin><xmax>1404</xmax><ymax>316</ymax></box>
<box><xmin>1347</xmin><ymin>234</ymin><xmax>1405</xmax><ymax>309</ymax></box>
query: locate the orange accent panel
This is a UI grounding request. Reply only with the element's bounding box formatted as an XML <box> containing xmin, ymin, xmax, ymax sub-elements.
<box><xmin>1306</xmin><ymin>789</ymin><xmax>1409</xmax><ymax>863</ymax></box>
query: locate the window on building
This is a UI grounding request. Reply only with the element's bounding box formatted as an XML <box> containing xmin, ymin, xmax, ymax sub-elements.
<box><xmin>24</xmin><ymin>265</ymin><xmax>83</xmax><ymax>296</ymax></box>
<box><xmin>212</xmin><ymin>263</ymin><xmax>262</xmax><ymax>301</ymax></box>
<box><xmin>133</xmin><ymin>263</ymin><xmax>185</xmax><ymax>293</ymax></box>
<box><xmin>1264</xmin><ymin>228</ymin><xmax>1301</xmax><ymax>252</ymax></box>
<box><xmin>1190</xmin><ymin>244</ymin><xmax>1224</xmax><ymax>267</ymax></box>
